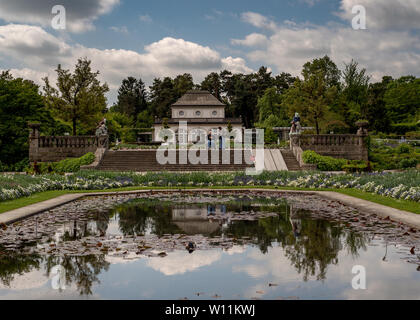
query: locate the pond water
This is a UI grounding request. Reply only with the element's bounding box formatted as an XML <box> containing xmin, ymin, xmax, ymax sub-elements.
<box><xmin>0</xmin><ymin>191</ymin><xmax>419</xmax><ymax>300</ymax></box>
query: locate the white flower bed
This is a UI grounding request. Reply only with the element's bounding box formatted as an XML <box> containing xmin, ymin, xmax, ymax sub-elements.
<box><xmin>0</xmin><ymin>171</ymin><xmax>419</xmax><ymax>203</ymax></box>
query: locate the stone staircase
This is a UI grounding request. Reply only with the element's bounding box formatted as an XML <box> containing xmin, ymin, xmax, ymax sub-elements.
<box><xmin>96</xmin><ymin>149</ymin><xmax>253</xmax><ymax>172</ymax></box>
<box><xmin>280</xmin><ymin>149</ymin><xmax>301</xmax><ymax>171</ymax></box>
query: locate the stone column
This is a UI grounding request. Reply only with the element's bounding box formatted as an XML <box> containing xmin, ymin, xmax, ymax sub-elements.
<box><xmin>28</xmin><ymin>123</ymin><xmax>40</xmax><ymax>162</ymax></box>
<box><xmin>356</xmin><ymin>121</ymin><xmax>369</xmax><ymax>161</ymax></box>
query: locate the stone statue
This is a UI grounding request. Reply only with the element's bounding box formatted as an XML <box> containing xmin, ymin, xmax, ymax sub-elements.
<box><xmin>95</xmin><ymin>118</ymin><xmax>108</xmax><ymax>136</ymax></box>
<box><xmin>290</xmin><ymin>112</ymin><xmax>302</xmax><ymax>135</ymax></box>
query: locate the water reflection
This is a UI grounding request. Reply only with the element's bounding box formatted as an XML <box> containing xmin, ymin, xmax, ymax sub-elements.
<box><xmin>0</xmin><ymin>196</ymin><xmax>416</xmax><ymax>298</ymax></box>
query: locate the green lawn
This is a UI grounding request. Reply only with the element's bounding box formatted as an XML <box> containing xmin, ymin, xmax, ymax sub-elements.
<box><xmin>0</xmin><ymin>186</ymin><xmax>419</xmax><ymax>215</ymax></box>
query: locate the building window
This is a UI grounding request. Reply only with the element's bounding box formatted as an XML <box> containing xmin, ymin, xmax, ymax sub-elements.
<box><xmin>179</xmin><ymin>111</ymin><xmax>184</xmax><ymax>116</ymax></box>
<box><xmin>195</xmin><ymin>111</ymin><xmax>201</xmax><ymax>116</ymax></box>
<box><xmin>212</xmin><ymin>111</ymin><xmax>217</xmax><ymax>116</ymax></box>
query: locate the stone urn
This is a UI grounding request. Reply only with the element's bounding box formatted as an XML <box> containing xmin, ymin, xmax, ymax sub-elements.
<box><xmin>356</xmin><ymin>120</ymin><xmax>369</xmax><ymax>136</ymax></box>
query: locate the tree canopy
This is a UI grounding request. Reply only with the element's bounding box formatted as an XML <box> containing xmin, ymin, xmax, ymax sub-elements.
<box><xmin>43</xmin><ymin>57</ymin><xmax>109</xmax><ymax>135</ymax></box>
<box><xmin>0</xmin><ymin>71</ymin><xmax>68</xmax><ymax>165</ymax></box>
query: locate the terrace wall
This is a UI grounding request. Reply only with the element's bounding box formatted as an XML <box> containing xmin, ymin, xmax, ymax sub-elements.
<box><xmin>28</xmin><ymin>123</ymin><xmax>109</xmax><ymax>162</ymax></box>
<box><xmin>290</xmin><ymin>133</ymin><xmax>368</xmax><ymax>161</ymax></box>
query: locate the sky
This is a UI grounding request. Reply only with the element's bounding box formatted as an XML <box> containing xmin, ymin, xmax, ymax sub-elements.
<box><xmin>0</xmin><ymin>0</ymin><xmax>419</xmax><ymax>105</ymax></box>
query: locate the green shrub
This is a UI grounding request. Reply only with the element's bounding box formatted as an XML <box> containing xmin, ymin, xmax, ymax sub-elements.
<box><xmin>121</xmin><ymin>128</ymin><xmax>137</xmax><ymax>143</ymax></box>
<box><xmin>0</xmin><ymin>158</ymin><xmax>29</xmax><ymax>172</ymax></box>
<box><xmin>55</xmin><ymin>152</ymin><xmax>95</xmax><ymax>173</ymax></box>
<box><xmin>264</xmin><ymin>127</ymin><xmax>278</xmax><ymax>144</ymax></box>
<box><xmin>32</xmin><ymin>153</ymin><xmax>95</xmax><ymax>174</ymax></box>
<box><xmin>399</xmin><ymin>158</ymin><xmax>418</xmax><ymax>169</ymax></box>
<box><xmin>302</xmin><ymin>150</ymin><xmax>347</xmax><ymax>171</ymax></box>
<box><xmin>397</xmin><ymin>143</ymin><xmax>410</xmax><ymax>154</ymax></box>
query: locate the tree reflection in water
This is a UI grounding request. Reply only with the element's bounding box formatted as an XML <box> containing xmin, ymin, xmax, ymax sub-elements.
<box><xmin>0</xmin><ymin>251</ymin><xmax>42</xmax><ymax>287</ymax></box>
<box><xmin>0</xmin><ymin>249</ymin><xmax>110</xmax><ymax>295</ymax></box>
<box><xmin>44</xmin><ymin>255</ymin><xmax>110</xmax><ymax>295</ymax></box>
<box><xmin>114</xmin><ymin>198</ymin><xmax>369</xmax><ymax>281</ymax></box>
<box><xmin>0</xmin><ymin>197</ymin><xmax>370</xmax><ymax>294</ymax></box>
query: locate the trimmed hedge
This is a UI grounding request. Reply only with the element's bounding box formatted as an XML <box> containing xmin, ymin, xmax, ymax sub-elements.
<box><xmin>34</xmin><ymin>153</ymin><xmax>95</xmax><ymax>174</ymax></box>
<box><xmin>302</xmin><ymin>150</ymin><xmax>347</xmax><ymax>171</ymax></box>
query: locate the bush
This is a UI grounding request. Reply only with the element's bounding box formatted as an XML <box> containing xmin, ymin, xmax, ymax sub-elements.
<box><xmin>264</xmin><ymin>127</ymin><xmax>278</xmax><ymax>144</ymax></box>
<box><xmin>302</xmin><ymin>150</ymin><xmax>347</xmax><ymax>171</ymax></box>
<box><xmin>399</xmin><ymin>158</ymin><xmax>418</xmax><ymax>169</ymax></box>
<box><xmin>121</xmin><ymin>128</ymin><xmax>138</xmax><ymax>143</ymax></box>
<box><xmin>31</xmin><ymin>153</ymin><xmax>96</xmax><ymax>174</ymax></box>
<box><xmin>397</xmin><ymin>143</ymin><xmax>410</xmax><ymax>154</ymax></box>
<box><xmin>0</xmin><ymin>158</ymin><xmax>29</xmax><ymax>172</ymax></box>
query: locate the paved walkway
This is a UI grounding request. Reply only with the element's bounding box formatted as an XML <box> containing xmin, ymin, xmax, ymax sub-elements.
<box><xmin>1</xmin><ymin>189</ymin><xmax>419</xmax><ymax>229</ymax></box>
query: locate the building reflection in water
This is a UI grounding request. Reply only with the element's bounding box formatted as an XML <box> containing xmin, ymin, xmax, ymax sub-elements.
<box><xmin>172</xmin><ymin>204</ymin><xmax>228</xmax><ymax>235</ymax></box>
<box><xmin>0</xmin><ymin>197</ymin><xmax>375</xmax><ymax>296</ymax></box>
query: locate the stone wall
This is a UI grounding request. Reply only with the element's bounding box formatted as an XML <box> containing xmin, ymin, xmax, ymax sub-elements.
<box><xmin>290</xmin><ymin>133</ymin><xmax>368</xmax><ymax>161</ymax></box>
<box><xmin>28</xmin><ymin>123</ymin><xmax>109</xmax><ymax>162</ymax></box>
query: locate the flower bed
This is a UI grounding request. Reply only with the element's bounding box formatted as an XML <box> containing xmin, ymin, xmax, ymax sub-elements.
<box><xmin>0</xmin><ymin>170</ymin><xmax>419</xmax><ymax>203</ymax></box>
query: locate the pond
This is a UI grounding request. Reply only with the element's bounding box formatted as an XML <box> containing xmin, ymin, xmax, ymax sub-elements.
<box><xmin>0</xmin><ymin>191</ymin><xmax>419</xmax><ymax>299</ymax></box>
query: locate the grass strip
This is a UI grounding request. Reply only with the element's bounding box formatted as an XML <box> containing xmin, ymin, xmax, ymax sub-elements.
<box><xmin>0</xmin><ymin>186</ymin><xmax>419</xmax><ymax>215</ymax></box>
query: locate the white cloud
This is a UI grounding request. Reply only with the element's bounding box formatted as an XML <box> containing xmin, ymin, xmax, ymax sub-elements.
<box><xmin>231</xmin><ymin>33</ymin><xmax>268</xmax><ymax>47</ymax></box>
<box><xmin>338</xmin><ymin>0</ymin><xmax>420</xmax><ymax>30</ymax></box>
<box><xmin>146</xmin><ymin>250</ymin><xmax>222</xmax><ymax>276</ymax></box>
<box><xmin>237</xmin><ymin>11</ymin><xmax>420</xmax><ymax>81</ymax></box>
<box><xmin>222</xmin><ymin>57</ymin><xmax>253</xmax><ymax>74</ymax></box>
<box><xmin>241</xmin><ymin>12</ymin><xmax>277</xmax><ymax>31</ymax></box>
<box><xmin>0</xmin><ymin>24</ymin><xmax>252</xmax><ymax>104</ymax></box>
<box><xmin>0</xmin><ymin>0</ymin><xmax>120</xmax><ymax>33</ymax></box>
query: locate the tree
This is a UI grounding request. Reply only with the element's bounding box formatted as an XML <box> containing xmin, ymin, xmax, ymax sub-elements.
<box><xmin>43</xmin><ymin>57</ymin><xmax>109</xmax><ymax>135</ymax></box>
<box><xmin>136</xmin><ymin>110</ymin><xmax>153</xmax><ymax>128</ymax></box>
<box><xmin>366</xmin><ymin>76</ymin><xmax>393</xmax><ymax>133</ymax></box>
<box><xmin>337</xmin><ymin>60</ymin><xmax>371</xmax><ymax>129</ymax></box>
<box><xmin>113</xmin><ymin>77</ymin><xmax>147</xmax><ymax>121</ymax></box>
<box><xmin>274</xmin><ymin>72</ymin><xmax>297</xmax><ymax>94</ymax></box>
<box><xmin>0</xmin><ymin>71</ymin><xmax>68</xmax><ymax>165</ymax></box>
<box><xmin>200</xmin><ymin>72</ymin><xmax>222</xmax><ymax>99</ymax></box>
<box><xmin>173</xmin><ymin>73</ymin><xmax>195</xmax><ymax>97</ymax></box>
<box><xmin>149</xmin><ymin>74</ymin><xmax>194</xmax><ymax>119</ymax></box>
<box><xmin>253</xmin><ymin>66</ymin><xmax>274</xmax><ymax>98</ymax></box>
<box><xmin>384</xmin><ymin>76</ymin><xmax>420</xmax><ymax>124</ymax></box>
<box><xmin>284</xmin><ymin>71</ymin><xmax>337</xmax><ymax>134</ymax></box>
<box><xmin>302</xmin><ymin>55</ymin><xmax>341</xmax><ymax>89</ymax></box>
<box><xmin>257</xmin><ymin>87</ymin><xmax>283</xmax><ymax>122</ymax></box>
<box><xmin>230</xmin><ymin>74</ymin><xmax>259</xmax><ymax>128</ymax></box>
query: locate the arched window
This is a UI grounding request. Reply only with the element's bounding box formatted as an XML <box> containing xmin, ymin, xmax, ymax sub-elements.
<box><xmin>212</xmin><ymin>110</ymin><xmax>217</xmax><ymax>116</ymax></box>
<box><xmin>195</xmin><ymin>110</ymin><xmax>201</xmax><ymax>116</ymax></box>
<box><xmin>179</xmin><ymin>111</ymin><xmax>184</xmax><ymax>116</ymax></box>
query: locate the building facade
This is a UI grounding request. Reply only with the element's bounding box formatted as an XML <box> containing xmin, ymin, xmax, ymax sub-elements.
<box><xmin>153</xmin><ymin>90</ymin><xmax>243</xmax><ymax>143</ymax></box>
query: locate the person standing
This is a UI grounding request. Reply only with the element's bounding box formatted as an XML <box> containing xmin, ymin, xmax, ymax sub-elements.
<box><xmin>207</xmin><ymin>131</ymin><xmax>212</xmax><ymax>149</ymax></box>
<box><xmin>218</xmin><ymin>127</ymin><xmax>224</xmax><ymax>150</ymax></box>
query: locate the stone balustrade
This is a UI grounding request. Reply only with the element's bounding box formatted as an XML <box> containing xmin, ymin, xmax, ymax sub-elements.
<box><xmin>290</xmin><ymin>132</ymin><xmax>368</xmax><ymax>161</ymax></box>
<box><xmin>28</xmin><ymin>123</ymin><xmax>109</xmax><ymax>162</ymax></box>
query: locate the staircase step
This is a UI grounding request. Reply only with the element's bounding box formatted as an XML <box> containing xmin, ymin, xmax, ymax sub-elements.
<box><xmin>280</xmin><ymin>149</ymin><xmax>301</xmax><ymax>171</ymax></box>
<box><xmin>94</xmin><ymin>149</ymin><xmax>254</xmax><ymax>172</ymax></box>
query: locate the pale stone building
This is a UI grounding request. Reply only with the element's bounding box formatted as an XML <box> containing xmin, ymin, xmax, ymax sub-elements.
<box><xmin>153</xmin><ymin>90</ymin><xmax>243</xmax><ymax>143</ymax></box>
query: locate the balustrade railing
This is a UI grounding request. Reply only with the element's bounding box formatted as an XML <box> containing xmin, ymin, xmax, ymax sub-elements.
<box><xmin>38</xmin><ymin>135</ymin><xmax>108</xmax><ymax>148</ymax></box>
<box><xmin>296</xmin><ymin>134</ymin><xmax>361</xmax><ymax>147</ymax></box>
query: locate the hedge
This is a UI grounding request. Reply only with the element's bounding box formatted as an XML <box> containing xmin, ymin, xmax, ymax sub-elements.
<box><xmin>302</xmin><ymin>150</ymin><xmax>347</xmax><ymax>171</ymax></box>
<box><xmin>34</xmin><ymin>153</ymin><xmax>95</xmax><ymax>174</ymax></box>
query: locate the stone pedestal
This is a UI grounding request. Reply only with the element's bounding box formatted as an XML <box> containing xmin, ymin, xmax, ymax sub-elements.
<box><xmin>28</xmin><ymin>123</ymin><xmax>40</xmax><ymax>162</ymax></box>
